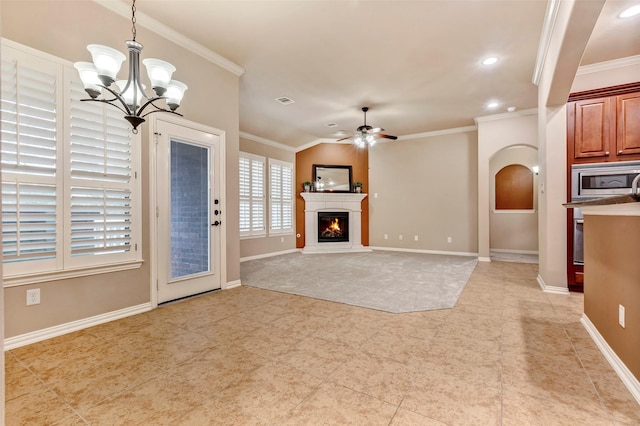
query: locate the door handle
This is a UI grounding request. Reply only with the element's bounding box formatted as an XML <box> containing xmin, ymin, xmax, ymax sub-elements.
<box><xmin>212</xmin><ymin>220</ymin><xmax>221</xmax><ymax>226</ymax></box>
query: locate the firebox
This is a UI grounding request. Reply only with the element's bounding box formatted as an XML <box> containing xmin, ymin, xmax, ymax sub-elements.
<box><xmin>317</xmin><ymin>212</ymin><xmax>349</xmax><ymax>243</ymax></box>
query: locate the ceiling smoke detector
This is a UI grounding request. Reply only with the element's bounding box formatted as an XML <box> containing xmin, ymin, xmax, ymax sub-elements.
<box><xmin>275</xmin><ymin>96</ymin><xmax>295</xmax><ymax>105</ymax></box>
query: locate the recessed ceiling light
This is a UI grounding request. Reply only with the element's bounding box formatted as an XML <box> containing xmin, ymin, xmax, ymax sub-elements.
<box><xmin>482</xmin><ymin>56</ymin><xmax>499</xmax><ymax>66</ymax></box>
<box><xmin>275</xmin><ymin>96</ymin><xmax>295</xmax><ymax>105</ymax></box>
<box><xmin>619</xmin><ymin>5</ymin><xmax>640</xmax><ymax>18</ymax></box>
<box><xmin>487</xmin><ymin>101</ymin><xmax>500</xmax><ymax>109</ymax></box>
<box><xmin>507</xmin><ymin>106</ymin><xmax>516</xmax><ymax>112</ymax></box>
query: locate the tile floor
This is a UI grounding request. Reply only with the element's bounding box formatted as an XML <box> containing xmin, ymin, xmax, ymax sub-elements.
<box><xmin>5</xmin><ymin>261</ymin><xmax>640</xmax><ymax>425</ymax></box>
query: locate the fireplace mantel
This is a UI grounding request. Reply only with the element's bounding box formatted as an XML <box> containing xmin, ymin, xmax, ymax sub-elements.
<box><xmin>300</xmin><ymin>192</ymin><xmax>372</xmax><ymax>254</ymax></box>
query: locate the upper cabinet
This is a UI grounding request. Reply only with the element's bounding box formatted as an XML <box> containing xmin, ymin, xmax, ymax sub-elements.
<box><xmin>568</xmin><ymin>84</ymin><xmax>640</xmax><ymax>164</ymax></box>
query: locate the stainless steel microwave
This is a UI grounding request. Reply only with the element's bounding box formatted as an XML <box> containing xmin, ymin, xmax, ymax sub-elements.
<box><xmin>571</xmin><ymin>161</ymin><xmax>640</xmax><ymax>200</ymax></box>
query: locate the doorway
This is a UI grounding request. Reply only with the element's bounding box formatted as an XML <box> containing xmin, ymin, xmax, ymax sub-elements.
<box><xmin>151</xmin><ymin>117</ymin><xmax>225</xmax><ymax>304</ymax></box>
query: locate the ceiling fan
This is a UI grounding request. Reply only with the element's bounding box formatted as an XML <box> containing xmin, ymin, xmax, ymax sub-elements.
<box><xmin>337</xmin><ymin>107</ymin><xmax>397</xmax><ymax>147</ymax></box>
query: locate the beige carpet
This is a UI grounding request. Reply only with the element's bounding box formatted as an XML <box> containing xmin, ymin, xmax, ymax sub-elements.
<box><xmin>241</xmin><ymin>250</ymin><xmax>477</xmax><ymax>313</ymax></box>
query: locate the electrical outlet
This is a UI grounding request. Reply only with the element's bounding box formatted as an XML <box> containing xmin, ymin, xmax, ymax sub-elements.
<box><xmin>374</xmin><ymin>193</ymin><xmax>378</xmax><ymax>198</ymax></box>
<box><xmin>26</xmin><ymin>288</ymin><xmax>40</xmax><ymax>306</ymax></box>
<box><xmin>414</xmin><ymin>235</ymin><xmax>419</xmax><ymax>241</ymax></box>
<box><xmin>447</xmin><ymin>237</ymin><xmax>452</xmax><ymax>243</ymax></box>
<box><xmin>619</xmin><ymin>304</ymin><xmax>625</xmax><ymax>328</ymax></box>
<box><xmin>399</xmin><ymin>234</ymin><xmax>403</xmax><ymax>241</ymax></box>
<box><xmin>384</xmin><ymin>234</ymin><xmax>388</xmax><ymax>240</ymax></box>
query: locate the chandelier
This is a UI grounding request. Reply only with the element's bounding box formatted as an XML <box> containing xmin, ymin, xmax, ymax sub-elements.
<box><xmin>74</xmin><ymin>0</ymin><xmax>187</xmax><ymax>133</ymax></box>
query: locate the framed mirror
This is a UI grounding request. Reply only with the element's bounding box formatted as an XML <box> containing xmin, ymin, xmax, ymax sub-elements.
<box><xmin>312</xmin><ymin>164</ymin><xmax>353</xmax><ymax>192</ymax></box>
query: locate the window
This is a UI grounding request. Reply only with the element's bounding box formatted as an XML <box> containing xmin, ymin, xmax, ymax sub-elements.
<box><xmin>1</xmin><ymin>39</ymin><xmax>141</xmax><ymax>281</ymax></box>
<box><xmin>269</xmin><ymin>159</ymin><xmax>293</xmax><ymax>234</ymax></box>
<box><xmin>239</xmin><ymin>152</ymin><xmax>265</xmax><ymax>237</ymax></box>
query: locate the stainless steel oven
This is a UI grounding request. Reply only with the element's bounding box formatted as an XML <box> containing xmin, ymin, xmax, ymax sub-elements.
<box><xmin>570</xmin><ymin>161</ymin><xmax>640</xmax><ymax>265</ymax></box>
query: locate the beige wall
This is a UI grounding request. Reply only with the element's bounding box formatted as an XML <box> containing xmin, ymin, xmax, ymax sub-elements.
<box><xmin>584</xmin><ymin>214</ymin><xmax>640</xmax><ymax>380</ymax></box>
<box><xmin>490</xmin><ymin>146</ymin><xmax>539</xmax><ymax>252</ymax></box>
<box><xmin>369</xmin><ymin>131</ymin><xmax>478</xmax><ymax>254</ymax></box>
<box><xmin>1</xmin><ymin>1</ymin><xmax>240</xmax><ymax>338</ymax></box>
<box><xmin>239</xmin><ymin>137</ymin><xmax>296</xmax><ymax>259</ymax></box>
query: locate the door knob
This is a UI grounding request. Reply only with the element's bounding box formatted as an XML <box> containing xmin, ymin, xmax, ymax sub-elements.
<box><xmin>211</xmin><ymin>220</ymin><xmax>221</xmax><ymax>226</ymax></box>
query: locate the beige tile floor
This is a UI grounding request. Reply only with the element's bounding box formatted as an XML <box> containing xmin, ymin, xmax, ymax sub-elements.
<box><xmin>5</xmin><ymin>261</ymin><xmax>640</xmax><ymax>425</ymax></box>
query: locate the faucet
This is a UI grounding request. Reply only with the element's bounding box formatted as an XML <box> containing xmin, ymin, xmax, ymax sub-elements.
<box><xmin>633</xmin><ymin>173</ymin><xmax>640</xmax><ymax>195</ymax></box>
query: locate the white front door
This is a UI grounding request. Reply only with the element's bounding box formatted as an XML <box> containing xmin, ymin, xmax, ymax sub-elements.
<box><xmin>154</xmin><ymin>118</ymin><xmax>223</xmax><ymax>303</ymax></box>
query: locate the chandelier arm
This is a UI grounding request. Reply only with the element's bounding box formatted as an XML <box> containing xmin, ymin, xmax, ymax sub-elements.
<box><xmin>137</xmin><ymin>97</ymin><xmax>171</xmax><ymax>117</ymax></box>
<box><xmin>80</xmin><ymin>98</ymin><xmax>129</xmax><ymax>116</ymax></box>
<box><xmin>141</xmin><ymin>108</ymin><xmax>184</xmax><ymax>120</ymax></box>
<box><xmin>100</xmin><ymin>84</ymin><xmax>135</xmax><ymax>115</ymax></box>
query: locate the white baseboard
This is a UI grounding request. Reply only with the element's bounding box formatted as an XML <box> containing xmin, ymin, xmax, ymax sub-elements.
<box><xmin>240</xmin><ymin>248</ymin><xmax>300</xmax><ymax>263</ymax></box>
<box><xmin>4</xmin><ymin>303</ymin><xmax>153</xmax><ymax>351</ymax></box>
<box><xmin>224</xmin><ymin>279</ymin><xmax>242</xmax><ymax>290</ymax></box>
<box><xmin>370</xmin><ymin>246</ymin><xmax>478</xmax><ymax>258</ymax></box>
<box><xmin>581</xmin><ymin>314</ymin><xmax>640</xmax><ymax>405</ymax></box>
<box><xmin>478</xmin><ymin>256</ymin><xmax>492</xmax><ymax>262</ymax></box>
<box><xmin>490</xmin><ymin>249</ymin><xmax>539</xmax><ymax>255</ymax></box>
<box><xmin>537</xmin><ymin>274</ymin><xmax>570</xmax><ymax>294</ymax></box>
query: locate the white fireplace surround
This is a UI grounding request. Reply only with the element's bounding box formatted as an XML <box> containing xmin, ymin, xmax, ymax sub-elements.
<box><xmin>300</xmin><ymin>192</ymin><xmax>372</xmax><ymax>254</ymax></box>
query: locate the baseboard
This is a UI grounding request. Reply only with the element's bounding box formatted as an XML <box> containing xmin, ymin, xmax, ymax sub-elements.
<box><xmin>581</xmin><ymin>314</ymin><xmax>640</xmax><ymax>405</ymax></box>
<box><xmin>490</xmin><ymin>249</ymin><xmax>539</xmax><ymax>255</ymax></box>
<box><xmin>537</xmin><ymin>274</ymin><xmax>570</xmax><ymax>294</ymax></box>
<box><xmin>478</xmin><ymin>257</ymin><xmax>492</xmax><ymax>262</ymax></box>
<box><xmin>4</xmin><ymin>303</ymin><xmax>153</xmax><ymax>351</ymax></box>
<box><xmin>240</xmin><ymin>248</ymin><xmax>300</xmax><ymax>263</ymax></box>
<box><xmin>370</xmin><ymin>246</ymin><xmax>478</xmax><ymax>257</ymax></box>
<box><xmin>224</xmin><ymin>279</ymin><xmax>242</xmax><ymax>290</ymax></box>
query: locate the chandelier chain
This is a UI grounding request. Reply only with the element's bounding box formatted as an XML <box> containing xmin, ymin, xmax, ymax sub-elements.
<box><xmin>131</xmin><ymin>0</ymin><xmax>137</xmax><ymax>41</ymax></box>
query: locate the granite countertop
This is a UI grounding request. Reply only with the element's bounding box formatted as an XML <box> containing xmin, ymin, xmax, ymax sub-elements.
<box><xmin>564</xmin><ymin>193</ymin><xmax>640</xmax><ymax>208</ymax></box>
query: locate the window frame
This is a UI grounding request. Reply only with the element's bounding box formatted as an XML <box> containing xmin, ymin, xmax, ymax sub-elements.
<box><xmin>1</xmin><ymin>39</ymin><xmax>142</xmax><ymax>286</ymax></box>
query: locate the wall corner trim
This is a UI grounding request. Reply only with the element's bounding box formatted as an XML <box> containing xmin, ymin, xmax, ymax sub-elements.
<box><xmin>581</xmin><ymin>314</ymin><xmax>640</xmax><ymax>405</ymax></box>
<box><xmin>532</xmin><ymin>0</ymin><xmax>561</xmax><ymax>85</ymax></box>
<box><xmin>224</xmin><ymin>279</ymin><xmax>242</xmax><ymax>290</ymax></box>
<box><xmin>240</xmin><ymin>132</ymin><xmax>296</xmax><ymax>152</ymax></box>
<box><xmin>4</xmin><ymin>303</ymin><xmax>153</xmax><ymax>351</ymax></box>
<box><xmin>537</xmin><ymin>274</ymin><xmax>570</xmax><ymax>294</ymax></box>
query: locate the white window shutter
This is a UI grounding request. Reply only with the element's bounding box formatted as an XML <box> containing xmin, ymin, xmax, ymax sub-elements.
<box><xmin>268</xmin><ymin>159</ymin><xmax>293</xmax><ymax>234</ymax></box>
<box><xmin>239</xmin><ymin>152</ymin><xmax>266</xmax><ymax>237</ymax></box>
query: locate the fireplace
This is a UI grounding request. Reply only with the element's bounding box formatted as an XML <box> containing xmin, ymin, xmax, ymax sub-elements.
<box><xmin>300</xmin><ymin>192</ymin><xmax>371</xmax><ymax>254</ymax></box>
<box><xmin>318</xmin><ymin>212</ymin><xmax>349</xmax><ymax>243</ymax></box>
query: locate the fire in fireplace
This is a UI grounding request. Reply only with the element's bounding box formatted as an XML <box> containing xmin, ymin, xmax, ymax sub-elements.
<box><xmin>318</xmin><ymin>212</ymin><xmax>349</xmax><ymax>243</ymax></box>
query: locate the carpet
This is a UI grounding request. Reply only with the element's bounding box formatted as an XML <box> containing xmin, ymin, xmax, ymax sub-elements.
<box><xmin>241</xmin><ymin>250</ymin><xmax>478</xmax><ymax>313</ymax></box>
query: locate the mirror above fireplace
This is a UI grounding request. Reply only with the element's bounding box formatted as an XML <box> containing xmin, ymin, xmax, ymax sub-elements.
<box><xmin>312</xmin><ymin>164</ymin><xmax>352</xmax><ymax>192</ymax></box>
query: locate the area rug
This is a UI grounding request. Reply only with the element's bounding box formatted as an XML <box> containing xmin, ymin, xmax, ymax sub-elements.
<box><xmin>241</xmin><ymin>250</ymin><xmax>478</xmax><ymax>313</ymax></box>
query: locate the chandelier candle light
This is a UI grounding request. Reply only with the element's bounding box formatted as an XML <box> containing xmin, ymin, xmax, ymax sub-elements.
<box><xmin>74</xmin><ymin>0</ymin><xmax>187</xmax><ymax>133</ymax></box>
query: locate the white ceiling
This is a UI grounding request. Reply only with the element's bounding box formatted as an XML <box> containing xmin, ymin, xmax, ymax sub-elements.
<box><xmin>131</xmin><ymin>0</ymin><xmax>640</xmax><ymax>148</ymax></box>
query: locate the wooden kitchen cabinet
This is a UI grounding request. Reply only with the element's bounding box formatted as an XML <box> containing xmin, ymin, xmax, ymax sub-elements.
<box><xmin>617</xmin><ymin>92</ymin><xmax>640</xmax><ymax>157</ymax></box>
<box><xmin>568</xmin><ymin>87</ymin><xmax>640</xmax><ymax>164</ymax></box>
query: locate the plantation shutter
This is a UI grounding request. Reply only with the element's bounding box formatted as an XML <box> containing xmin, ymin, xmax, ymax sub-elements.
<box><xmin>1</xmin><ymin>54</ymin><xmax>60</xmax><ymax>264</ymax></box>
<box><xmin>68</xmin><ymin>80</ymin><xmax>133</xmax><ymax>258</ymax></box>
<box><xmin>269</xmin><ymin>159</ymin><xmax>293</xmax><ymax>233</ymax></box>
<box><xmin>239</xmin><ymin>153</ymin><xmax>265</xmax><ymax>236</ymax></box>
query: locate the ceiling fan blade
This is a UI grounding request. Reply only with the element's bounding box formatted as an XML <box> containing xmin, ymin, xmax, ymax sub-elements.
<box><xmin>369</xmin><ymin>127</ymin><xmax>384</xmax><ymax>133</ymax></box>
<box><xmin>377</xmin><ymin>134</ymin><xmax>398</xmax><ymax>140</ymax></box>
<box><xmin>336</xmin><ymin>136</ymin><xmax>353</xmax><ymax>142</ymax></box>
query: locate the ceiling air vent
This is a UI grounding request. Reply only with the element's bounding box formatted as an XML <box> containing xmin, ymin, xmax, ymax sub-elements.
<box><xmin>275</xmin><ymin>96</ymin><xmax>295</xmax><ymax>105</ymax></box>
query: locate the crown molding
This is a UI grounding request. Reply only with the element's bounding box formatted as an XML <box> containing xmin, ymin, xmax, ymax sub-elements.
<box><xmin>92</xmin><ymin>0</ymin><xmax>245</xmax><ymax>77</ymax></box>
<box><xmin>399</xmin><ymin>125</ymin><xmax>478</xmax><ymax>141</ymax></box>
<box><xmin>295</xmin><ymin>138</ymin><xmax>352</xmax><ymax>153</ymax></box>
<box><xmin>239</xmin><ymin>132</ymin><xmax>296</xmax><ymax>152</ymax></box>
<box><xmin>576</xmin><ymin>55</ymin><xmax>640</xmax><ymax>75</ymax></box>
<box><xmin>532</xmin><ymin>0</ymin><xmax>561</xmax><ymax>86</ymax></box>
<box><xmin>474</xmin><ymin>108</ymin><xmax>538</xmax><ymax>124</ymax></box>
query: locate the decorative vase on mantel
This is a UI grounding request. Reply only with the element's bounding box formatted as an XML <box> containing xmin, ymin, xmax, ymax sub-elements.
<box><xmin>303</xmin><ymin>181</ymin><xmax>312</xmax><ymax>192</ymax></box>
<box><xmin>354</xmin><ymin>182</ymin><xmax>363</xmax><ymax>193</ymax></box>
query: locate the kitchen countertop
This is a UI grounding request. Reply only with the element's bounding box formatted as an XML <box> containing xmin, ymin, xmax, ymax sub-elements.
<box><xmin>564</xmin><ymin>193</ymin><xmax>640</xmax><ymax>208</ymax></box>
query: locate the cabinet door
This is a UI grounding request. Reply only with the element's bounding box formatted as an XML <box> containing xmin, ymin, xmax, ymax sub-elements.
<box><xmin>573</xmin><ymin>97</ymin><xmax>614</xmax><ymax>160</ymax></box>
<box><xmin>616</xmin><ymin>92</ymin><xmax>640</xmax><ymax>157</ymax></box>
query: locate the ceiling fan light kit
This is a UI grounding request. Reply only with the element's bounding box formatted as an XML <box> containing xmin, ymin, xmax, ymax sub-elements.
<box><xmin>340</xmin><ymin>107</ymin><xmax>398</xmax><ymax>147</ymax></box>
